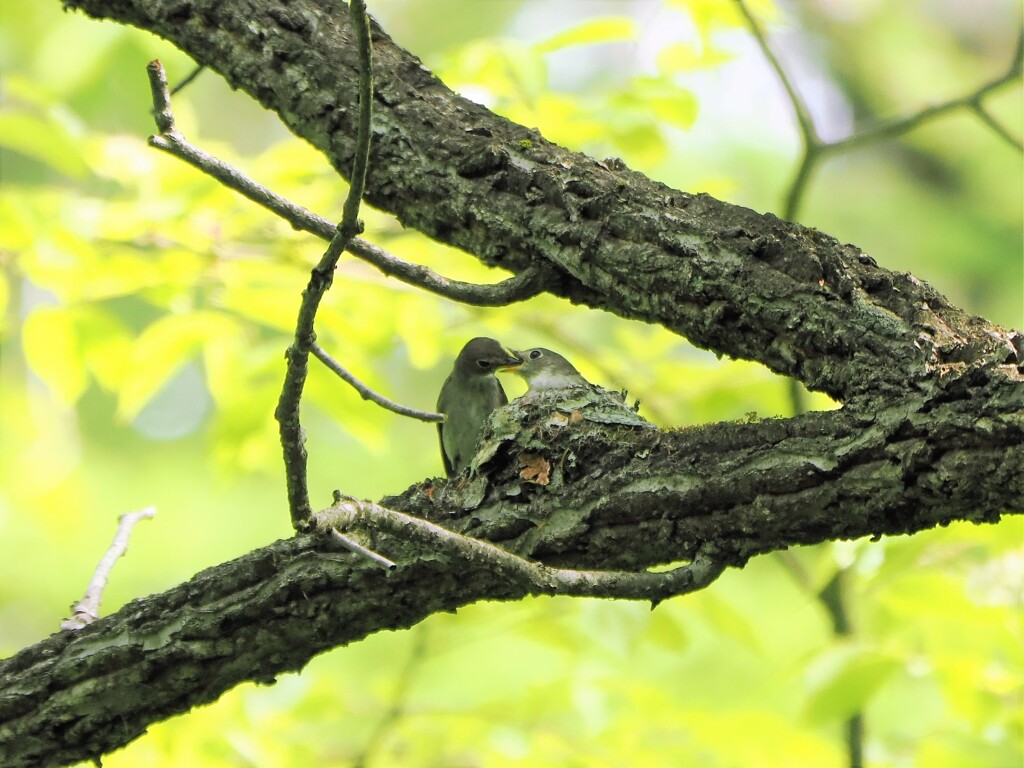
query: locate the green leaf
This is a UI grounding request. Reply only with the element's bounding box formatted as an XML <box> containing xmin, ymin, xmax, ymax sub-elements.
<box><xmin>804</xmin><ymin>646</ymin><xmax>901</xmax><ymax>723</ymax></box>
<box><xmin>117</xmin><ymin>311</ymin><xmax>242</xmax><ymax>421</ymax></box>
<box><xmin>534</xmin><ymin>17</ymin><xmax>638</xmax><ymax>55</ymax></box>
<box><xmin>0</xmin><ymin>111</ymin><xmax>90</xmax><ymax>180</ymax></box>
<box><xmin>694</xmin><ymin>591</ymin><xmax>762</xmax><ymax>653</ymax></box>
<box><xmin>656</xmin><ymin>42</ymin><xmax>734</xmax><ymax>74</ymax></box>
<box><xmin>22</xmin><ymin>306</ymin><xmax>90</xmax><ymax>404</ymax></box>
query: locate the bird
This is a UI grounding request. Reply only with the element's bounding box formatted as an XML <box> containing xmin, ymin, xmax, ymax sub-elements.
<box><xmin>436</xmin><ymin>337</ymin><xmax>523</xmax><ymax>476</ymax></box>
<box><xmin>508</xmin><ymin>347</ymin><xmax>591</xmax><ymax>392</ymax></box>
<box><xmin>505</xmin><ymin>347</ymin><xmax>652</xmax><ymax>428</ymax></box>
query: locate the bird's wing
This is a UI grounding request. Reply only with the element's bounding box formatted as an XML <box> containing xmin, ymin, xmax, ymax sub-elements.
<box><xmin>436</xmin><ymin>376</ymin><xmax>456</xmax><ymax>477</ymax></box>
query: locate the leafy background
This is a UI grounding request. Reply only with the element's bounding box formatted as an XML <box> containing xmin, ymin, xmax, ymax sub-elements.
<box><xmin>1</xmin><ymin>1</ymin><xmax>1021</xmax><ymax>765</ymax></box>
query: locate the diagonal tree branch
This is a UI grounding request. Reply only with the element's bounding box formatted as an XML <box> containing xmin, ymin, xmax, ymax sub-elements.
<box><xmin>146</xmin><ymin>83</ymin><xmax>550</xmax><ymax>305</ymax></box>
<box><xmin>64</xmin><ymin>0</ymin><xmax>1021</xmax><ymax>402</ymax></box>
<box><xmin>1</xmin><ymin>389</ymin><xmax>1020</xmax><ymax>766</ymax></box>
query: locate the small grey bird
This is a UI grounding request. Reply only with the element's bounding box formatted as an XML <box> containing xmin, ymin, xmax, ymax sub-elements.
<box><xmin>508</xmin><ymin>347</ymin><xmax>592</xmax><ymax>392</ymax></box>
<box><xmin>437</xmin><ymin>337</ymin><xmax>522</xmax><ymax>476</ymax></box>
<box><xmin>507</xmin><ymin>347</ymin><xmax>652</xmax><ymax>428</ymax></box>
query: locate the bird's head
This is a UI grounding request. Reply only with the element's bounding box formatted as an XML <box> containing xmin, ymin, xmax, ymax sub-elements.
<box><xmin>505</xmin><ymin>347</ymin><xmax>587</xmax><ymax>391</ymax></box>
<box><xmin>454</xmin><ymin>337</ymin><xmax>523</xmax><ymax>377</ymax></box>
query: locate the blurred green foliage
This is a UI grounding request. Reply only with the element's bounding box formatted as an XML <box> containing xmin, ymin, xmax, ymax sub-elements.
<box><xmin>1</xmin><ymin>1</ymin><xmax>1021</xmax><ymax>766</ymax></box>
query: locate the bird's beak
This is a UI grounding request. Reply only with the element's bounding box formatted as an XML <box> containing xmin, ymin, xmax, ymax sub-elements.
<box><xmin>496</xmin><ymin>347</ymin><xmax>523</xmax><ymax>373</ymax></box>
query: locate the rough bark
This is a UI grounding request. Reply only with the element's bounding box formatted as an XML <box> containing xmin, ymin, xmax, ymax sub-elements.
<box><xmin>2</xmin><ymin>387</ymin><xmax>1021</xmax><ymax>767</ymax></box>
<box><xmin>61</xmin><ymin>0</ymin><xmax>1023</xmax><ymax>401</ymax></box>
<box><xmin>0</xmin><ymin>0</ymin><xmax>1019</xmax><ymax>765</ymax></box>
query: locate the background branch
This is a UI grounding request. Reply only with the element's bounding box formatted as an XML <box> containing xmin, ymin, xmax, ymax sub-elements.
<box><xmin>737</xmin><ymin>2</ymin><xmax>1023</xmax><ymax>220</ymax></box>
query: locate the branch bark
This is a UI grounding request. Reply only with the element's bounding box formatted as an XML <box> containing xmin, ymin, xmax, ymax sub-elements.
<box><xmin>61</xmin><ymin>0</ymin><xmax>1022</xmax><ymax>401</ymax></box>
<box><xmin>1</xmin><ymin>386</ymin><xmax>1021</xmax><ymax>766</ymax></box>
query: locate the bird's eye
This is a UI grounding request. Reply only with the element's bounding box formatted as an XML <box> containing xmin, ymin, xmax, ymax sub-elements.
<box><xmin>529</xmin><ymin>350</ymin><xmax>542</xmax><ymax>360</ymax></box>
<box><xmin>476</xmin><ymin>359</ymin><xmax>492</xmax><ymax>369</ymax></box>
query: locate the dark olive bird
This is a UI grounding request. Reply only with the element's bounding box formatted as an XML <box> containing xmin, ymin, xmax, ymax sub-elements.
<box><xmin>436</xmin><ymin>337</ymin><xmax>522</xmax><ymax>476</ymax></box>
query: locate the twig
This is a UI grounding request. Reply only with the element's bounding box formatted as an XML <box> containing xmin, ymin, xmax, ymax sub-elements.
<box><xmin>274</xmin><ymin>0</ymin><xmax>375</xmax><ymax>528</ymax></box>
<box><xmin>820</xmin><ymin>569</ymin><xmax>863</xmax><ymax>768</ymax></box>
<box><xmin>330</xmin><ymin>529</ymin><xmax>397</xmax><ymax>570</ymax></box>
<box><xmin>735</xmin><ymin>0</ymin><xmax>818</xmax><ymax>148</ymax></box>
<box><xmin>61</xmin><ymin>507</ymin><xmax>157</xmax><ymax>631</ymax></box>
<box><xmin>311</xmin><ymin>343</ymin><xmax>444</xmax><ymax>422</ymax></box>
<box><xmin>969</xmin><ymin>103</ymin><xmax>1023</xmax><ymax>152</ymax></box>
<box><xmin>353</xmin><ymin>627</ymin><xmax>428</xmax><ymax>768</ymax></box>
<box><xmin>824</xmin><ymin>64</ymin><xmax>1023</xmax><ymax>155</ymax></box>
<box><xmin>145</xmin><ymin>67</ymin><xmax>546</xmax><ymax>306</ymax></box>
<box><xmin>736</xmin><ymin>2</ymin><xmax>1024</xmax><ymax>220</ymax></box>
<box><xmin>315</xmin><ymin>499</ymin><xmax>726</xmax><ymax>606</ymax></box>
<box><xmin>169</xmin><ymin>64</ymin><xmax>204</xmax><ymax>96</ymax></box>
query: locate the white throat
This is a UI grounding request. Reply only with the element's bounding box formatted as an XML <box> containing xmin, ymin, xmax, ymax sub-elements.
<box><xmin>528</xmin><ymin>370</ymin><xmax>584</xmax><ymax>391</ymax></box>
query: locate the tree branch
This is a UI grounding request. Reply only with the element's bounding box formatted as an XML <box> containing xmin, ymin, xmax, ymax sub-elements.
<box><xmin>79</xmin><ymin>0</ymin><xmax>1020</xmax><ymax>401</ymax></box>
<box><xmin>60</xmin><ymin>507</ymin><xmax>157</xmax><ymax>631</ymax></box>
<box><xmin>311</xmin><ymin>343</ymin><xmax>444</xmax><ymax>422</ymax></box>
<box><xmin>737</xmin><ymin>1</ymin><xmax>1024</xmax><ymax>220</ymax></box>
<box><xmin>2</xmin><ymin>387</ymin><xmax>1020</xmax><ymax>766</ymax></box>
<box><xmin>11</xmin><ymin>2</ymin><xmax>1018</xmax><ymax>766</ymax></box>
<box><xmin>274</xmin><ymin>0</ymin><xmax>374</xmax><ymax>527</ymax></box>
<box><xmin>146</xmin><ymin>63</ymin><xmax>548</xmax><ymax>307</ymax></box>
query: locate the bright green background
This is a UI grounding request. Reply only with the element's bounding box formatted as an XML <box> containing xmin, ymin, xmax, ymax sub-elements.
<box><xmin>1</xmin><ymin>1</ymin><xmax>1021</xmax><ymax>766</ymax></box>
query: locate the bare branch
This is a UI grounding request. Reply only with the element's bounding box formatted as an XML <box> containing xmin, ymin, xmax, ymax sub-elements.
<box><xmin>312</xmin><ymin>343</ymin><xmax>444</xmax><ymax>423</ymax></box>
<box><xmin>825</xmin><ymin>62</ymin><xmax>1022</xmax><ymax>155</ymax></box>
<box><xmin>353</xmin><ymin>627</ymin><xmax>429</xmax><ymax>768</ymax></box>
<box><xmin>61</xmin><ymin>507</ymin><xmax>157</xmax><ymax>631</ymax></box>
<box><xmin>274</xmin><ymin>0</ymin><xmax>375</xmax><ymax>528</ymax></box>
<box><xmin>735</xmin><ymin>0</ymin><xmax>819</xmax><ymax>147</ymax></box>
<box><xmin>969</xmin><ymin>102</ymin><xmax>1024</xmax><ymax>153</ymax></box>
<box><xmin>145</xmin><ymin>69</ymin><xmax>546</xmax><ymax>306</ymax></box>
<box><xmin>169</xmin><ymin>63</ymin><xmax>203</xmax><ymax>96</ymax></box>
<box><xmin>329</xmin><ymin>529</ymin><xmax>396</xmax><ymax>571</ymax></box>
<box><xmin>316</xmin><ymin>498</ymin><xmax>726</xmax><ymax>605</ymax></box>
<box><xmin>737</xmin><ymin>0</ymin><xmax>1024</xmax><ymax>220</ymax></box>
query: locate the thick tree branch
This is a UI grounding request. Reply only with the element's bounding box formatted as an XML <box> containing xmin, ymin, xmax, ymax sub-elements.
<box><xmin>1</xmin><ymin>384</ymin><xmax>1021</xmax><ymax>766</ymax></box>
<box><xmin>64</xmin><ymin>0</ymin><xmax>1021</xmax><ymax>401</ymax></box>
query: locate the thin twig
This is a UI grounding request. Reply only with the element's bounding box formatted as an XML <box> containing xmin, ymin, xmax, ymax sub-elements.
<box><xmin>353</xmin><ymin>627</ymin><xmax>428</xmax><ymax>768</ymax></box>
<box><xmin>145</xmin><ymin>74</ymin><xmax>546</xmax><ymax>305</ymax></box>
<box><xmin>736</xmin><ymin>3</ymin><xmax>1024</xmax><ymax>221</ymax></box>
<box><xmin>331</xmin><ymin>529</ymin><xmax>397</xmax><ymax>570</ymax></box>
<box><xmin>169</xmin><ymin>64</ymin><xmax>204</xmax><ymax>96</ymax></box>
<box><xmin>820</xmin><ymin>569</ymin><xmax>863</xmax><ymax>768</ymax></box>
<box><xmin>970</xmin><ymin>103</ymin><xmax>1023</xmax><ymax>152</ymax></box>
<box><xmin>735</xmin><ymin>0</ymin><xmax>818</xmax><ymax>147</ymax></box>
<box><xmin>61</xmin><ymin>507</ymin><xmax>157</xmax><ymax>631</ymax></box>
<box><xmin>274</xmin><ymin>0</ymin><xmax>375</xmax><ymax>528</ymax></box>
<box><xmin>823</xmin><ymin>65</ymin><xmax>1023</xmax><ymax>155</ymax></box>
<box><xmin>315</xmin><ymin>499</ymin><xmax>726</xmax><ymax>605</ymax></box>
<box><xmin>312</xmin><ymin>343</ymin><xmax>444</xmax><ymax>422</ymax></box>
